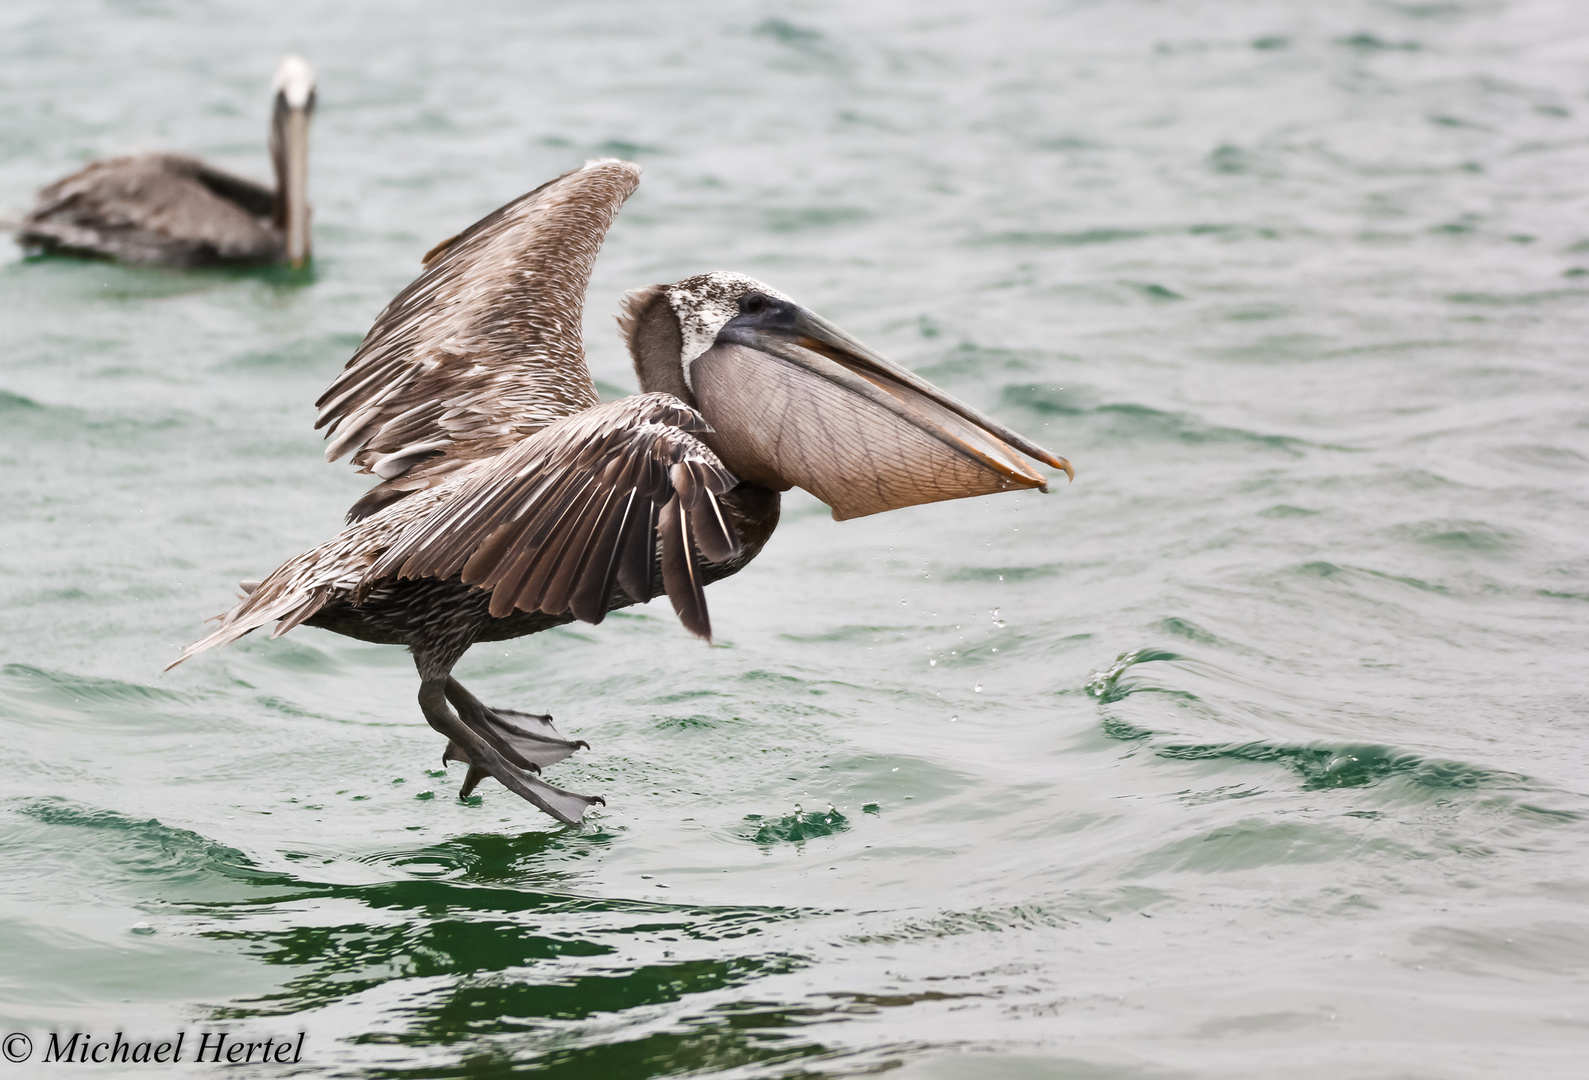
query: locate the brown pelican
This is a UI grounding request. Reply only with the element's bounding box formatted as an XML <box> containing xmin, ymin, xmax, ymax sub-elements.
<box><xmin>15</xmin><ymin>56</ymin><xmax>315</xmax><ymax>268</ymax></box>
<box><xmin>169</xmin><ymin>158</ymin><xmax>1071</xmax><ymax>825</ymax></box>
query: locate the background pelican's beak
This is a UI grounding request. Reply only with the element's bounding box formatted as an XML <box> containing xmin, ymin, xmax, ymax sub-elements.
<box><xmin>693</xmin><ymin>301</ymin><xmax>1072</xmax><ymax>520</ymax></box>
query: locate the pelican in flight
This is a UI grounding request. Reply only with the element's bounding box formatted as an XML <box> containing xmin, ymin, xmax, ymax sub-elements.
<box><xmin>170</xmin><ymin>159</ymin><xmax>1071</xmax><ymax>824</ymax></box>
<box><xmin>15</xmin><ymin>56</ymin><xmax>315</xmax><ymax>268</ymax></box>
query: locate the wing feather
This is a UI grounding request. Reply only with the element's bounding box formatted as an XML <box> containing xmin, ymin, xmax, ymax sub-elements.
<box><xmin>316</xmin><ymin>159</ymin><xmax>643</xmax><ymax>521</ymax></box>
<box><xmin>532</xmin><ymin>486</ymin><xmax>619</xmax><ymax>615</ymax></box>
<box><xmin>496</xmin><ymin>475</ymin><xmax>606</xmax><ymax>618</ymax></box>
<box><xmin>688</xmin><ymin>479</ymin><xmax>740</xmax><ymax>564</ymax></box>
<box><xmin>571</xmin><ymin>490</ymin><xmax>640</xmax><ymax>624</ymax></box>
<box><xmin>659</xmin><ymin>496</ymin><xmax>710</xmax><ymax>640</ymax></box>
<box><xmin>365</xmin><ymin>394</ymin><xmax>739</xmax><ymax>639</ymax></box>
<box><xmin>616</xmin><ymin>497</ymin><xmax>661</xmax><ymax>605</ymax></box>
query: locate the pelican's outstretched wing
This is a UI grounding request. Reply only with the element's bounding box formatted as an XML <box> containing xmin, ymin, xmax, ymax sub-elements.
<box><xmin>168</xmin><ymin>395</ymin><xmax>740</xmax><ymax>671</ymax></box>
<box><xmin>365</xmin><ymin>394</ymin><xmax>740</xmax><ymax>640</ymax></box>
<box><xmin>315</xmin><ymin>158</ymin><xmax>643</xmax><ymax>521</ymax></box>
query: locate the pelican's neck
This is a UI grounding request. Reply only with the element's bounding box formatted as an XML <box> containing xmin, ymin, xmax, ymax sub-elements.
<box><xmin>270</xmin><ymin>99</ymin><xmax>312</xmax><ymax>267</ymax></box>
<box><xmin>619</xmin><ymin>285</ymin><xmax>695</xmax><ymax>407</ymax></box>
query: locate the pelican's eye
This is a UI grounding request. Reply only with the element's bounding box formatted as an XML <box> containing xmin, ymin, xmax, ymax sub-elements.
<box><xmin>740</xmin><ymin>293</ymin><xmax>769</xmax><ymax>316</ymax></box>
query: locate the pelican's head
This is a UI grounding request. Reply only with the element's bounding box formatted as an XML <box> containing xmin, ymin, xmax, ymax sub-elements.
<box><xmin>269</xmin><ymin>55</ymin><xmax>316</xmax><ymax>268</ymax></box>
<box><xmin>620</xmin><ymin>272</ymin><xmax>1071</xmax><ymax>521</ymax></box>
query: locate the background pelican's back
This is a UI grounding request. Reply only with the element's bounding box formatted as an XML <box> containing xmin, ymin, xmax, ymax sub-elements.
<box><xmin>19</xmin><ymin>154</ymin><xmax>279</xmax><ymax>266</ymax></box>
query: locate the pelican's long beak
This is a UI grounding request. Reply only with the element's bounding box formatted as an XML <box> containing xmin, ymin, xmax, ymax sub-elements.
<box><xmin>693</xmin><ymin>301</ymin><xmax>1072</xmax><ymax>521</ymax></box>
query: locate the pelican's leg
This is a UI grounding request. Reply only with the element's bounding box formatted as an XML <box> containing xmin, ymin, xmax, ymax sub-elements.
<box><xmin>412</xmin><ymin>650</ymin><xmax>603</xmax><ymax>825</ymax></box>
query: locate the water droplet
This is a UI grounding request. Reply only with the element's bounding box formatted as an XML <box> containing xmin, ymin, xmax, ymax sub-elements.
<box><xmin>992</xmin><ymin>647</ymin><xmax>998</xmax><ymax>653</ymax></box>
<box><xmin>950</xmin><ymin>715</ymin><xmax>958</xmax><ymax>722</ymax></box>
<box><xmin>891</xmin><ymin>767</ymin><xmax>899</xmax><ymax>772</ymax></box>
<box><xmin>929</xmin><ymin>658</ymin><xmax>937</xmax><ymax>666</ymax></box>
<box><xmin>998</xmin><ymin>575</ymin><xmax>1003</xmax><ymax>581</ymax></box>
<box><xmin>974</xmin><ymin>684</ymin><xmax>983</xmax><ymax>692</ymax></box>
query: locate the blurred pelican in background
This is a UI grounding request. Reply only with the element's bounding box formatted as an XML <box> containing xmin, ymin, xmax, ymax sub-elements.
<box><xmin>14</xmin><ymin>55</ymin><xmax>315</xmax><ymax>268</ymax></box>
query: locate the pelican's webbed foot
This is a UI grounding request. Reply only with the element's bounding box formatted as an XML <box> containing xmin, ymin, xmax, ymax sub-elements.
<box><xmin>444</xmin><ymin>678</ymin><xmax>589</xmax><ymax>765</ymax></box>
<box><xmin>418</xmin><ymin>678</ymin><xmax>604</xmax><ymax>825</ymax></box>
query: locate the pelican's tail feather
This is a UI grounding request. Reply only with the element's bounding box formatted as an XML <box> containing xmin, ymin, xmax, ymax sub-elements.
<box><xmin>165</xmin><ymin>535</ymin><xmax>374</xmax><ymax>671</ymax></box>
<box><xmin>166</xmin><ymin>575</ymin><xmax>335</xmax><ymax>670</ymax></box>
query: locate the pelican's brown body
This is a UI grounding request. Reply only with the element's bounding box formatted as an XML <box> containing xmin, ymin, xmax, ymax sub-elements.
<box><xmin>17</xmin><ymin>57</ymin><xmax>315</xmax><ymax>268</ymax></box>
<box><xmin>302</xmin><ymin>482</ymin><xmax>781</xmax><ymax>660</ymax></box>
<box><xmin>172</xmin><ymin>158</ymin><xmax>1070</xmax><ymax>825</ymax></box>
